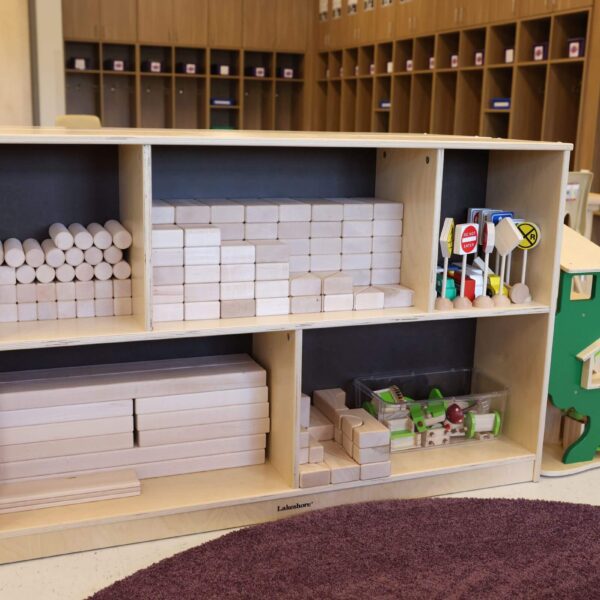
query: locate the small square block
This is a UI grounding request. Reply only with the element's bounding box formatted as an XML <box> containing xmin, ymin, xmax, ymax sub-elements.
<box><xmin>342</xmin><ymin>237</ymin><xmax>372</xmax><ymax>254</ymax></box>
<box><xmin>184</xmin><ymin>246</ymin><xmax>220</xmax><ymax>265</ymax></box>
<box><xmin>212</xmin><ymin>223</ymin><xmax>244</xmax><ymax>241</ymax></box>
<box><xmin>180</xmin><ymin>225</ymin><xmax>221</xmax><ymax>247</ymax></box>
<box><xmin>252</xmin><ymin>240</ymin><xmax>290</xmax><ymax>263</ymax></box>
<box><xmin>256</xmin><ymin>297</ymin><xmax>290</xmax><ymax>316</ymax></box>
<box><xmin>220</xmin><ymin>281</ymin><xmax>254</xmax><ymax>300</ymax></box>
<box><xmin>311</xmin><ymin>221</ymin><xmax>342</xmax><ymax>238</ymax></box>
<box><xmin>310</xmin><ymin>238</ymin><xmax>342</xmax><ymax>255</ymax></box>
<box><xmin>94</xmin><ymin>280</ymin><xmax>113</xmax><ymax>299</ymax></box>
<box><xmin>278</xmin><ymin>221</ymin><xmax>310</xmax><ymax>239</ymax></box>
<box><xmin>114</xmin><ymin>297</ymin><xmax>133</xmax><ymax>316</ymax></box>
<box><xmin>56</xmin><ymin>281</ymin><xmax>76</xmax><ymax>301</ymax></box>
<box><xmin>152</xmin><ymin>225</ymin><xmax>183</xmax><ymax>249</ymax></box>
<box><xmin>185</xmin><ymin>283</ymin><xmax>220</xmax><ymax>302</ymax></box>
<box><xmin>76</xmin><ymin>299</ymin><xmax>94</xmax><ymax>318</ymax></box>
<box><xmin>185</xmin><ymin>301</ymin><xmax>220</xmax><ymax>320</ymax></box>
<box><xmin>310</xmin><ymin>254</ymin><xmax>341</xmax><ymax>272</ymax></box>
<box><xmin>184</xmin><ymin>265</ymin><xmax>220</xmax><ymax>284</ymax></box>
<box><xmin>113</xmin><ymin>279</ymin><xmax>132</xmax><ymax>298</ymax></box>
<box><xmin>17</xmin><ymin>303</ymin><xmax>37</xmax><ymax>322</ymax></box>
<box><xmin>220</xmin><ymin>241</ymin><xmax>256</xmax><ymax>264</ymax></box>
<box><xmin>95</xmin><ymin>298</ymin><xmax>114</xmax><ymax>317</ymax></box>
<box><xmin>75</xmin><ymin>281</ymin><xmax>94</xmax><ymax>300</ymax></box>
<box><xmin>57</xmin><ymin>300</ymin><xmax>76</xmax><ymax>319</ymax></box>
<box><xmin>220</xmin><ymin>299</ymin><xmax>256</xmax><ymax>318</ymax></box>
<box><xmin>209</xmin><ymin>200</ymin><xmax>245</xmax><ymax>223</ymax></box>
<box><xmin>16</xmin><ymin>283</ymin><xmax>36</xmax><ymax>303</ymax></box>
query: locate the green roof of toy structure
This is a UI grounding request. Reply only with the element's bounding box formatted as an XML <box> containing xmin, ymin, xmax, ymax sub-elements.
<box><xmin>561</xmin><ymin>225</ymin><xmax>600</xmax><ymax>274</ymax></box>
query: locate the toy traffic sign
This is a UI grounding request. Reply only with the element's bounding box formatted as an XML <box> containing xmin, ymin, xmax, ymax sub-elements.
<box><xmin>493</xmin><ymin>217</ymin><xmax>523</xmax><ymax>307</ymax></box>
<box><xmin>435</xmin><ymin>218</ymin><xmax>455</xmax><ymax>310</ymax></box>
<box><xmin>453</xmin><ymin>223</ymin><xmax>479</xmax><ymax>309</ymax></box>
<box><xmin>473</xmin><ymin>222</ymin><xmax>496</xmax><ymax>308</ymax></box>
<box><xmin>510</xmin><ymin>221</ymin><xmax>541</xmax><ymax>304</ymax></box>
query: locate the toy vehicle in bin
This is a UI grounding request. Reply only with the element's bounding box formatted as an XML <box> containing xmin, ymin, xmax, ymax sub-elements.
<box><xmin>354</xmin><ymin>369</ymin><xmax>506</xmax><ymax>452</ymax></box>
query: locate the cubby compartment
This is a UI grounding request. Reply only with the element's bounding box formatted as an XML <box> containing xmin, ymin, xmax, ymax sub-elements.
<box><xmin>65</xmin><ymin>41</ymin><xmax>99</xmax><ymax>71</ymax></box>
<box><xmin>341</xmin><ymin>79</ymin><xmax>358</xmax><ymax>131</ymax></box>
<box><xmin>459</xmin><ymin>28</ymin><xmax>486</xmax><ymax>68</ymax></box>
<box><xmin>436</xmin><ymin>32</ymin><xmax>460</xmax><ymax>69</ymax></box>
<box><xmin>373</xmin><ymin>110</ymin><xmax>390</xmax><ymax>133</ymax></box>
<box><xmin>314</xmin><ymin>81</ymin><xmax>328</xmax><ymax>130</ymax></box>
<box><xmin>175</xmin><ymin>47</ymin><xmax>206</xmax><ymax>76</ymax></box>
<box><xmin>140</xmin><ymin>46</ymin><xmax>172</xmax><ymax>74</ymax></box>
<box><xmin>454</xmin><ymin>69</ymin><xmax>483</xmax><ymax>135</ymax></box>
<box><xmin>482</xmin><ymin>111</ymin><xmax>509</xmax><ymax>137</ymax></box>
<box><xmin>210</xmin><ymin>106</ymin><xmax>239</xmax><ymax>130</ymax></box>
<box><xmin>484</xmin><ymin>65</ymin><xmax>513</xmax><ymax>111</ymax></box>
<box><xmin>376</xmin><ymin>42</ymin><xmax>393</xmax><ymax>75</ymax></box>
<box><xmin>394</xmin><ymin>39</ymin><xmax>414</xmax><ymax>73</ymax></box>
<box><xmin>66</xmin><ymin>72</ymin><xmax>100</xmax><ymax>116</ymax></box>
<box><xmin>409</xmin><ymin>73</ymin><xmax>432</xmax><ymax>132</ymax></box>
<box><xmin>358</xmin><ymin>45</ymin><xmax>375</xmax><ymax>76</ymax></box>
<box><xmin>487</xmin><ymin>23</ymin><xmax>517</xmax><ymax>66</ymax></box>
<box><xmin>209</xmin><ymin>77</ymin><xmax>240</xmax><ymax>108</ymax></box>
<box><xmin>355</xmin><ymin>77</ymin><xmax>373</xmax><ymax>131</ymax></box>
<box><xmin>141</xmin><ymin>76</ymin><xmax>173</xmax><ymax>128</ymax></box>
<box><xmin>431</xmin><ymin>72</ymin><xmax>457</xmax><ymax>134</ymax></box>
<box><xmin>210</xmin><ymin>49</ymin><xmax>239</xmax><ymax>77</ymax></box>
<box><xmin>275</xmin><ymin>82</ymin><xmax>303</xmax><ymax>131</ymax></box>
<box><xmin>327</xmin><ymin>80</ymin><xmax>342</xmax><ymax>131</ymax></box>
<box><xmin>243</xmin><ymin>80</ymin><xmax>273</xmax><ymax>130</ymax></box>
<box><xmin>390</xmin><ymin>75</ymin><xmax>411</xmax><ymax>133</ymax></box>
<box><xmin>329</xmin><ymin>50</ymin><xmax>343</xmax><ymax>79</ymax></box>
<box><xmin>102</xmin><ymin>44</ymin><xmax>135</xmax><ymax>73</ymax></box>
<box><xmin>174</xmin><ymin>78</ymin><xmax>207</xmax><ymax>129</ymax></box>
<box><xmin>317</xmin><ymin>52</ymin><xmax>329</xmax><ymax>81</ymax></box>
<box><xmin>414</xmin><ymin>36</ymin><xmax>435</xmax><ymax>71</ymax></box>
<box><xmin>518</xmin><ymin>18</ymin><xmax>551</xmax><ymax>63</ymax></box>
<box><xmin>550</xmin><ymin>11</ymin><xmax>588</xmax><ymax>60</ymax></box>
<box><xmin>374</xmin><ymin>75</ymin><xmax>392</xmax><ymax>111</ymax></box>
<box><xmin>244</xmin><ymin>51</ymin><xmax>273</xmax><ymax>79</ymax></box>
<box><xmin>276</xmin><ymin>53</ymin><xmax>303</xmax><ymax>80</ymax></box>
<box><xmin>343</xmin><ymin>48</ymin><xmax>358</xmax><ymax>79</ymax></box>
<box><xmin>103</xmin><ymin>75</ymin><xmax>136</xmax><ymax>127</ymax></box>
<box><xmin>511</xmin><ymin>65</ymin><xmax>547</xmax><ymax>140</ymax></box>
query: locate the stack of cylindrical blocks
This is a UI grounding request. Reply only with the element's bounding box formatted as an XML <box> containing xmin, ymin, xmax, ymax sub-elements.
<box><xmin>0</xmin><ymin>221</ymin><xmax>132</xmax><ymax>323</ymax></box>
<box><xmin>298</xmin><ymin>388</ymin><xmax>392</xmax><ymax>488</ymax></box>
<box><xmin>151</xmin><ymin>197</ymin><xmax>413</xmax><ymax>323</ymax></box>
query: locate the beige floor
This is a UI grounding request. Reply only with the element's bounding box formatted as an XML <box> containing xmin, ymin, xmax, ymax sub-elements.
<box><xmin>2</xmin><ymin>469</ymin><xmax>600</xmax><ymax>600</ymax></box>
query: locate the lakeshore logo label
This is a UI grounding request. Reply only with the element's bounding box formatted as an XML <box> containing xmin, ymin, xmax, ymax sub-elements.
<box><xmin>277</xmin><ymin>501</ymin><xmax>314</xmax><ymax>513</ymax></box>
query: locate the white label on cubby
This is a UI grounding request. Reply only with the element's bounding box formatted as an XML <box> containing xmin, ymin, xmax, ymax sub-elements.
<box><xmin>429</xmin><ymin>57</ymin><xmax>435</xmax><ymax>69</ymax></box>
<box><xmin>382</xmin><ymin>0</ymin><xmax>392</xmax><ymax>5</ymax></box>
<box><xmin>505</xmin><ymin>48</ymin><xmax>514</xmax><ymax>63</ymax></box>
<box><xmin>364</xmin><ymin>0</ymin><xmax>374</xmax><ymax>10</ymax></box>
<box><xmin>74</xmin><ymin>58</ymin><xmax>86</xmax><ymax>70</ymax></box>
<box><xmin>185</xmin><ymin>63</ymin><xmax>197</xmax><ymax>74</ymax></box>
<box><xmin>533</xmin><ymin>45</ymin><xmax>545</xmax><ymax>61</ymax></box>
<box><xmin>255</xmin><ymin>67</ymin><xmax>266</xmax><ymax>77</ymax></box>
<box><xmin>348</xmin><ymin>0</ymin><xmax>358</xmax><ymax>14</ymax></box>
<box><xmin>150</xmin><ymin>61</ymin><xmax>161</xmax><ymax>73</ymax></box>
<box><xmin>386</xmin><ymin>61</ymin><xmax>393</xmax><ymax>73</ymax></box>
<box><xmin>219</xmin><ymin>65</ymin><xmax>230</xmax><ymax>76</ymax></box>
<box><xmin>451</xmin><ymin>55</ymin><xmax>458</xmax><ymax>68</ymax></box>
<box><xmin>354</xmin><ymin>65</ymin><xmax>360</xmax><ymax>76</ymax></box>
<box><xmin>113</xmin><ymin>60</ymin><xmax>124</xmax><ymax>71</ymax></box>
<box><xmin>283</xmin><ymin>68</ymin><xmax>294</xmax><ymax>79</ymax></box>
<box><xmin>332</xmin><ymin>0</ymin><xmax>342</xmax><ymax>18</ymax></box>
<box><xmin>406</xmin><ymin>59</ymin><xmax>413</xmax><ymax>72</ymax></box>
<box><xmin>569</xmin><ymin>41</ymin><xmax>581</xmax><ymax>58</ymax></box>
<box><xmin>474</xmin><ymin>51</ymin><xmax>484</xmax><ymax>66</ymax></box>
<box><xmin>369</xmin><ymin>63</ymin><xmax>375</xmax><ymax>75</ymax></box>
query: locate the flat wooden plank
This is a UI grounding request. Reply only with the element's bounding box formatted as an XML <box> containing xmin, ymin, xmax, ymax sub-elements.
<box><xmin>322</xmin><ymin>441</ymin><xmax>360</xmax><ymax>484</ymax></box>
<box><xmin>560</xmin><ymin>224</ymin><xmax>600</xmax><ymax>274</ymax></box>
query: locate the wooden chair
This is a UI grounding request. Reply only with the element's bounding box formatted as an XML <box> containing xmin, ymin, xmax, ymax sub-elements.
<box><xmin>565</xmin><ymin>170</ymin><xmax>594</xmax><ymax>236</ymax></box>
<box><xmin>55</xmin><ymin>115</ymin><xmax>102</xmax><ymax>129</ymax></box>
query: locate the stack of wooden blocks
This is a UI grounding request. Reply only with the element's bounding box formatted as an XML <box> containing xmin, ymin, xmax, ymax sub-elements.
<box><xmin>0</xmin><ymin>220</ymin><xmax>132</xmax><ymax>322</ymax></box>
<box><xmin>298</xmin><ymin>388</ymin><xmax>391</xmax><ymax>488</ymax></box>
<box><xmin>152</xmin><ymin>198</ymin><xmax>413</xmax><ymax>322</ymax></box>
<box><xmin>0</xmin><ymin>355</ymin><xmax>270</xmax><ymax>505</ymax></box>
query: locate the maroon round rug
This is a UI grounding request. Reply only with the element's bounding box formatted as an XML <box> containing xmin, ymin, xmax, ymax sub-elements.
<box><xmin>90</xmin><ymin>498</ymin><xmax>600</xmax><ymax>599</ymax></box>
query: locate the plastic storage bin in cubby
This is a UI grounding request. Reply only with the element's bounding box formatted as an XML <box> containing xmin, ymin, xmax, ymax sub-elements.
<box><xmin>354</xmin><ymin>369</ymin><xmax>507</xmax><ymax>452</ymax></box>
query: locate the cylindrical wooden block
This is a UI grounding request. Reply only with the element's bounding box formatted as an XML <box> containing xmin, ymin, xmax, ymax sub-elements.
<box><xmin>112</xmin><ymin>260</ymin><xmax>131</xmax><ymax>280</ymax></box>
<box><xmin>94</xmin><ymin>262</ymin><xmax>113</xmax><ymax>281</ymax></box>
<box><xmin>68</xmin><ymin>223</ymin><xmax>94</xmax><ymax>250</ymax></box>
<box><xmin>49</xmin><ymin>223</ymin><xmax>74</xmax><ymax>250</ymax></box>
<box><xmin>75</xmin><ymin>262</ymin><xmax>94</xmax><ymax>282</ymax></box>
<box><xmin>87</xmin><ymin>223</ymin><xmax>112</xmax><ymax>250</ymax></box>
<box><xmin>35</xmin><ymin>264</ymin><xmax>56</xmax><ymax>284</ymax></box>
<box><xmin>23</xmin><ymin>239</ymin><xmax>45</xmax><ymax>268</ymax></box>
<box><xmin>4</xmin><ymin>239</ymin><xmax>25</xmax><ymax>268</ymax></box>
<box><xmin>16</xmin><ymin>265</ymin><xmax>36</xmax><ymax>284</ymax></box>
<box><xmin>41</xmin><ymin>239</ymin><xmax>65</xmax><ymax>268</ymax></box>
<box><xmin>65</xmin><ymin>246</ymin><xmax>84</xmax><ymax>266</ymax></box>
<box><xmin>103</xmin><ymin>245</ymin><xmax>123</xmax><ymax>265</ymax></box>
<box><xmin>104</xmin><ymin>220</ymin><xmax>132</xmax><ymax>250</ymax></box>
<box><xmin>56</xmin><ymin>264</ymin><xmax>76</xmax><ymax>282</ymax></box>
<box><xmin>84</xmin><ymin>246</ymin><xmax>103</xmax><ymax>266</ymax></box>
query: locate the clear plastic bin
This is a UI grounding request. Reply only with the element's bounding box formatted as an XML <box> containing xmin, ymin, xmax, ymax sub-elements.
<box><xmin>353</xmin><ymin>369</ymin><xmax>507</xmax><ymax>452</ymax></box>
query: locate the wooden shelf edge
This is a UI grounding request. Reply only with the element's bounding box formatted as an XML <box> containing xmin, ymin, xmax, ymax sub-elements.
<box><xmin>541</xmin><ymin>443</ymin><xmax>600</xmax><ymax>477</ymax></box>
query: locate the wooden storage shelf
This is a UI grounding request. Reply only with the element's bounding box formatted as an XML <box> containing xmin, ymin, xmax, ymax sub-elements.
<box><xmin>0</xmin><ymin>130</ymin><xmax>569</xmax><ymax>564</ymax></box>
<box><xmin>511</xmin><ymin>65</ymin><xmax>547</xmax><ymax>140</ymax></box>
<box><xmin>409</xmin><ymin>73</ymin><xmax>433</xmax><ymax>133</ymax></box>
<box><xmin>431</xmin><ymin>72</ymin><xmax>457</xmax><ymax>134</ymax></box>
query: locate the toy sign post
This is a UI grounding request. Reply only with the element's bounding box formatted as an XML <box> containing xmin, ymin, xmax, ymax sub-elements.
<box><xmin>453</xmin><ymin>223</ymin><xmax>479</xmax><ymax>309</ymax></box>
<box><xmin>493</xmin><ymin>217</ymin><xmax>523</xmax><ymax>307</ymax></box>
<box><xmin>510</xmin><ymin>221</ymin><xmax>540</xmax><ymax>304</ymax></box>
<box><xmin>474</xmin><ymin>222</ymin><xmax>495</xmax><ymax>308</ymax></box>
<box><xmin>435</xmin><ymin>218</ymin><xmax>455</xmax><ymax>310</ymax></box>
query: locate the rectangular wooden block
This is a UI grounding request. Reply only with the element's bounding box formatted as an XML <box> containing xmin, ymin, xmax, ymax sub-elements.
<box><xmin>0</xmin><ymin>469</ymin><xmax>140</xmax><ymax>513</ymax></box>
<box><xmin>334</xmin><ymin>427</ymin><xmax>343</xmax><ymax>445</ymax></box>
<box><xmin>75</xmin><ymin>280</ymin><xmax>94</xmax><ymax>300</ymax></box>
<box><xmin>342</xmin><ymin>221</ymin><xmax>373</xmax><ymax>237</ymax></box>
<box><xmin>352</xmin><ymin>444</ymin><xmax>390</xmax><ymax>464</ymax></box>
<box><xmin>113</xmin><ymin>279</ymin><xmax>132</xmax><ymax>298</ymax></box>
<box><xmin>136</xmin><ymin>403</ymin><xmax>269</xmax><ymax>431</ymax></box>
<box><xmin>300</xmin><ymin>393</ymin><xmax>311</xmax><ymax>429</ymax></box>
<box><xmin>310</xmin><ymin>254</ymin><xmax>341</xmax><ymax>272</ymax></box>
<box><xmin>310</xmin><ymin>237</ymin><xmax>342</xmax><ymax>255</ymax></box>
<box><xmin>256</xmin><ymin>262</ymin><xmax>289</xmax><ymax>281</ymax></box>
<box><xmin>313</xmin><ymin>388</ymin><xmax>348</xmax><ymax>428</ymax></box>
<box><xmin>57</xmin><ymin>301</ymin><xmax>76</xmax><ymax>320</ymax></box>
<box><xmin>372</xmin><ymin>236</ymin><xmax>402</xmax><ymax>253</ymax></box>
<box><xmin>184</xmin><ymin>283</ymin><xmax>219</xmax><ymax>302</ymax></box>
<box><xmin>36</xmin><ymin>283</ymin><xmax>56</xmax><ymax>302</ymax></box>
<box><xmin>220</xmin><ymin>299</ymin><xmax>256</xmax><ymax>318</ymax></box>
<box><xmin>255</xmin><ymin>280</ymin><xmax>289</xmax><ymax>299</ymax></box>
<box><xmin>242</xmin><ymin>200</ymin><xmax>278</xmax><ymax>223</ymax></box>
<box><xmin>185</xmin><ymin>301</ymin><xmax>220</xmax><ymax>321</ymax></box>
<box><xmin>305</xmin><ymin>200</ymin><xmax>343</xmax><ymax>222</ymax></box>
<box><xmin>17</xmin><ymin>303</ymin><xmax>37</xmax><ymax>322</ymax></box>
<box><xmin>220</xmin><ymin>281</ymin><xmax>254</xmax><ymax>301</ymax></box>
<box><xmin>344</xmin><ymin>269</ymin><xmax>371</xmax><ymax>286</ymax></box>
<box><xmin>322</xmin><ymin>440</ymin><xmax>360</xmax><ymax>484</ymax></box>
<box><xmin>289</xmin><ymin>255</ymin><xmax>310</xmax><ymax>273</ymax></box>
<box><xmin>372</xmin><ymin>252</ymin><xmax>402</xmax><ymax>269</ymax></box>
<box><xmin>377</xmin><ymin>284</ymin><xmax>414</xmax><ymax>308</ymax></box>
<box><xmin>38</xmin><ymin>301</ymin><xmax>58</xmax><ymax>320</ymax></box>
<box><xmin>220</xmin><ymin>241</ymin><xmax>255</xmax><ymax>264</ymax></box>
<box><xmin>309</xmin><ymin>439</ymin><xmax>324</xmax><ymax>463</ymax></box>
<box><xmin>245</xmin><ymin>223</ymin><xmax>278</xmax><ymax>240</ymax></box>
<box><xmin>373</xmin><ymin>200</ymin><xmax>403</xmax><ymax>220</ymax></box>
<box><xmin>0</xmin><ymin>433</ymin><xmax>133</xmax><ymax>463</ymax></box>
<box><xmin>277</xmin><ymin>199</ymin><xmax>312</xmax><ymax>222</ymax></box>
<box><xmin>152</xmin><ymin>200</ymin><xmax>175</xmax><ymax>224</ymax></box>
<box><xmin>154</xmin><ymin>266</ymin><xmax>184</xmax><ymax>285</ymax></box>
<box><xmin>371</xmin><ymin>269</ymin><xmax>401</xmax><ymax>285</ymax></box>
<box><xmin>95</xmin><ymin>298</ymin><xmax>114</xmax><ymax>317</ymax></box>
<box><xmin>319</xmin><ymin>271</ymin><xmax>353</xmax><ymax>294</ymax></box>
<box><xmin>299</xmin><ymin>428</ymin><xmax>310</xmax><ymax>448</ymax></box>
<box><xmin>181</xmin><ymin>225</ymin><xmax>221</xmax><ymax>247</ymax></box>
<box><xmin>290</xmin><ymin>272</ymin><xmax>321</xmax><ymax>297</ymax></box>
<box><xmin>311</xmin><ymin>221</ymin><xmax>342</xmax><ymax>238</ymax></box>
<box><xmin>16</xmin><ymin>283</ymin><xmax>36</xmax><ymax>303</ymax></box>
<box><xmin>136</xmin><ymin>386</ymin><xmax>268</xmax><ymax>414</ymax></box>
<box><xmin>308</xmin><ymin>405</ymin><xmax>334</xmax><ymax>441</ymax></box>
<box><xmin>299</xmin><ymin>462</ymin><xmax>330</xmax><ymax>488</ymax></box>
<box><xmin>291</xmin><ymin>295</ymin><xmax>322</xmax><ymax>314</ymax></box>
<box><xmin>341</xmin><ymin>198</ymin><xmax>374</xmax><ymax>220</ymax></box>
<box><xmin>185</xmin><ymin>265</ymin><xmax>220</xmax><ymax>284</ymax></box>
<box><xmin>221</xmin><ymin>264</ymin><xmax>255</xmax><ymax>283</ymax></box>
<box><xmin>341</xmin><ymin>413</ymin><xmax>364</xmax><ymax>441</ymax></box>
<box><xmin>0</xmin><ymin>416</ymin><xmax>134</xmax><ymax>446</ymax></box>
<box><xmin>360</xmin><ymin>460</ymin><xmax>391</xmax><ymax>480</ymax></box>
<box><xmin>212</xmin><ymin>223</ymin><xmax>244</xmax><ymax>241</ymax></box>
<box><xmin>114</xmin><ymin>297</ymin><xmax>132</xmax><ymax>316</ymax></box>
<box><xmin>153</xmin><ymin>285</ymin><xmax>184</xmax><ymax>305</ymax></box>
<box><xmin>209</xmin><ymin>200</ymin><xmax>245</xmax><ymax>223</ymax></box>
<box><xmin>152</xmin><ymin>303</ymin><xmax>184</xmax><ymax>322</ymax></box>
<box><xmin>0</xmin><ymin>267</ymin><xmax>16</xmax><ymax>285</ymax></box>
<box><xmin>345</xmin><ymin>408</ymin><xmax>391</xmax><ymax>448</ymax></box>
<box><xmin>323</xmin><ymin>293</ymin><xmax>353</xmax><ymax>312</ymax></box>
<box><xmin>256</xmin><ymin>297</ymin><xmax>289</xmax><ymax>316</ymax></box>
<box><xmin>342</xmin><ymin>254</ymin><xmax>371</xmax><ymax>270</ymax></box>
<box><xmin>373</xmin><ymin>219</ymin><xmax>403</xmax><ymax>237</ymax></box>
<box><xmin>93</xmin><ymin>280</ymin><xmax>113</xmax><ymax>300</ymax></box>
<box><xmin>354</xmin><ymin>286</ymin><xmax>384</xmax><ymax>310</ymax></box>
<box><xmin>170</xmin><ymin>199</ymin><xmax>210</xmax><ymax>224</ymax></box>
<box><xmin>184</xmin><ymin>246</ymin><xmax>220</xmax><ymax>266</ymax></box>
<box><xmin>279</xmin><ymin>237</ymin><xmax>310</xmax><ymax>255</ymax></box>
<box><xmin>253</xmin><ymin>240</ymin><xmax>290</xmax><ymax>263</ymax></box>
<box><xmin>0</xmin><ymin>285</ymin><xmax>16</xmax><ymax>304</ymax></box>
<box><xmin>152</xmin><ymin>225</ymin><xmax>183</xmax><ymax>248</ymax></box>
<box><xmin>278</xmin><ymin>221</ymin><xmax>310</xmax><ymax>239</ymax></box>
<box><xmin>137</xmin><ymin>417</ymin><xmax>270</xmax><ymax>447</ymax></box>
<box><xmin>152</xmin><ymin>248</ymin><xmax>184</xmax><ymax>267</ymax></box>
<box><xmin>298</xmin><ymin>446</ymin><xmax>308</xmax><ymax>465</ymax></box>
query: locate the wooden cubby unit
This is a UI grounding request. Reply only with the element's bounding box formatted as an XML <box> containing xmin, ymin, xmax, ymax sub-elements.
<box><xmin>0</xmin><ymin>130</ymin><xmax>570</xmax><ymax>565</ymax></box>
<box><xmin>550</xmin><ymin>11</ymin><xmax>589</xmax><ymax>60</ymax></box>
<box><xmin>409</xmin><ymin>73</ymin><xmax>433</xmax><ymax>132</ymax></box>
<box><xmin>390</xmin><ymin>75</ymin><xmax>411</xmax><ymax>133</ymax></box>
<box><xmin>511</xmin><ymin>65</ymin><xmax>547</xmax><ymax>140</ymax></box>
<box><xmin>459</xmin><ymin>28</ymin><xmax>487</xmax><ymax>68</ymax></box>
<box><xmin>518</xmin><ymin>17</ymin><xmax>551</xmax><ymax>63</ymax></box>
<box><xmin>437</xmin><ymin>32</ymin><xmax>460</xmax><ymax>69</ymax></box>
<box><xmin>455</xmin><ymin>69</ymin><xmax>483</xmax><ymax>135</ymax></box>
<box><xmin>394</xmin><ymin>39</ymin><xmax>414</xmax><ymax>73</ymax></box>
<box><xmin>487</xmin><ymin>23</ymin><xmax>517</xmax><ymax>66</ymax></box>
<box><xmin>431</xmin><ymin>72</ymin><xmax>457</xmax><ymax>134</ymax></box>
<box><xmin>414</xmin><ymin>35</ymin><xmax>435</xmax><ymax>71</ymax></box>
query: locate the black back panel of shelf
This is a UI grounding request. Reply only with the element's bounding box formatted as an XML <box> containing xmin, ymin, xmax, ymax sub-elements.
<box><xmin>0</xmin><ymin>145</ymin><xmax>119</xmax><ymax>240</ymax></box>
<box><xmin>302</xmin><ymin>320</ymin><xmax>477</xmax><ymax>405</ymax></box>
<box><xmin>152</xmin><ymin>146</ymin><xmax>376</xmax><ymax>199</ymax></box>
<box><xmin>0</xmin><ymin>335</ymin><xmax>252</xmax><ymax>373</ymax></box>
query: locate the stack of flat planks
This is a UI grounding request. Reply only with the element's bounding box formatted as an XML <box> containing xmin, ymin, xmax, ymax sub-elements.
<box><xmin>0</xmin><ymin>354</ymin><xmax>270</xmax><ymax>491</ymax></box>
